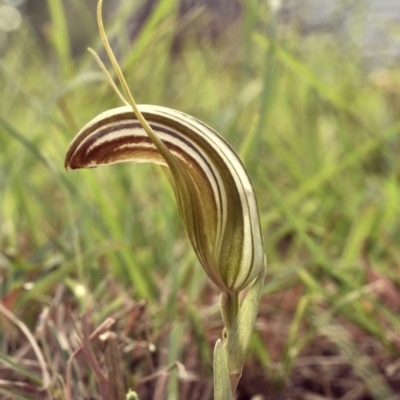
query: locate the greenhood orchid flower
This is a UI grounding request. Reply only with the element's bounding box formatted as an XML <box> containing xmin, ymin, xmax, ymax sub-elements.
<box><xmin>65</xmin><ymin>104</ymin><xmax>264</xmax><ymax>294</ymax></box>
<box><xmin>66</xmin><ymin>2</ymin><xmax>266</xmax><ymax>397</ymax></box>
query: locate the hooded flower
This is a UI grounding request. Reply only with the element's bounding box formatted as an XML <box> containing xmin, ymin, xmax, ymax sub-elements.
<box><xmin>65</xmin><ymin>104</ymin><xmax>264</xmax><ymax>293</ymax></box>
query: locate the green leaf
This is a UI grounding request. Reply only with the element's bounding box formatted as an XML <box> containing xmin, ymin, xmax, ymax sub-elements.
<box><xmin>45</xmin><ymin>0</ymin><xmax>72</xmax><ymax>77</ymax></box>
<box><xmin>213</xmin><ymin>339</ymin><xmax>233</xmax><ymax>400</ymax></box>
<box><xmin>0</xmin><ymin>352</ymin><xmax>43</xmax><ymax>385</ymax></box>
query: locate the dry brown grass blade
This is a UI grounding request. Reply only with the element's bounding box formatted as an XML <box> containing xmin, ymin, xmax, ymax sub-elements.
<box><xmin>65</xmin><ymin>315</ymin><xmax>116</xmax><ymax>400</ymax></box>
<box><xmin>101</xmin><ymin>331</ymin><xmax>126</xmax><ymax>400</ymax></box>
<box><xmin>0</xmin><ymin>302</ymin><xmax>51</xmax><ymax>390</ymax></box>
<box><xmin>0</xmin><ymin>379</ymin><xmax>45</xmax><ymax>400</ymax></box>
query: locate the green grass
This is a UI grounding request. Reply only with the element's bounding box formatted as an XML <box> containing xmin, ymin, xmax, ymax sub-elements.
<box><xmin>1</xmin><ymin>1</ymin><xmax>400</xmax><ymax>399</ymax></box>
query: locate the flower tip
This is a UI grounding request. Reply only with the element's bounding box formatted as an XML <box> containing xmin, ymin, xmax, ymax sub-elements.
<box><xmin>64</xmin><ymin>148</ymin><xmax>78</xmax><ymax>170</ymax></box>
<box><xmin>64</xmin><ymin>142</ymin><xmax>81</xmax><ymax>170</ymax></box>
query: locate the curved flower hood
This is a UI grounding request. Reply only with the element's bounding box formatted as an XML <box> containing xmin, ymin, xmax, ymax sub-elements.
<box><xmin>65</xmin><ymin>105</ymin><xmax>264</xmax><ymax>293</ymax></box>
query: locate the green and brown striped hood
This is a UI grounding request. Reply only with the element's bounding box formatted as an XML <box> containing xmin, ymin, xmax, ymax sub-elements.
<box><xmin>65</xmin><ymin>105</ymin><xmax>264</xmax><ymax>293</ymax></box>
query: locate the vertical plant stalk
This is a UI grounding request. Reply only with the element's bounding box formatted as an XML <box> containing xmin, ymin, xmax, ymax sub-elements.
<box><xmin>65</xmin><ymin>1</ymin><xmax>267</xmax><ymax>397</ymax></box>
<box><xmin>216</xmin><ymin>259</ymin><xmax>266</xmax><ymax>396</ymax></box>
<box><xmin>220</xmin><ymin>292</ymin><xmax>239</xmax><ymax>333</ymax></box>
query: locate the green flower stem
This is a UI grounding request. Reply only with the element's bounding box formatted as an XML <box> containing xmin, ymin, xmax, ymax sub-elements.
<box><xmin>220</xmin><ymin>291</ymin><xmax>240</xmax><ymax>396</ymax></box>
<box><xmin>217</xmin><ymin>260</ymin><xmax>266</xmax><ymax>397</ymax></box>
<box><xmin>220</xmin><ymin>291</ymin><xmax>240</xmax><ymax>334</ymax></box>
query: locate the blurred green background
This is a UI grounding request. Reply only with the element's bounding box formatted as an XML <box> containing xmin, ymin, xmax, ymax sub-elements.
<box><xmin>1</xmin><ymin>0</ymin><xmax>400</xmax><ymax>399</ymax></box>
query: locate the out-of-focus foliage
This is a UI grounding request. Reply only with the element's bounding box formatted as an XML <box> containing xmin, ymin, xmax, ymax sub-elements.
<box><xmin>1</xmin><ymin>0</ymin><xmax>400</xmax><ymax>398</ymax></box>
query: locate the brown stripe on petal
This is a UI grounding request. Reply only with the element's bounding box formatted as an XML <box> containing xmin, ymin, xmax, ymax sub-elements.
<box><xmin>68</xmin><ymin>122</ymin><xmax>218</xmax><ymax>211</ymax></box>
<box><xmin>65</xmin><ymin>109</ymin><xmax>141</xmax><ymax>168</ymax></box>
